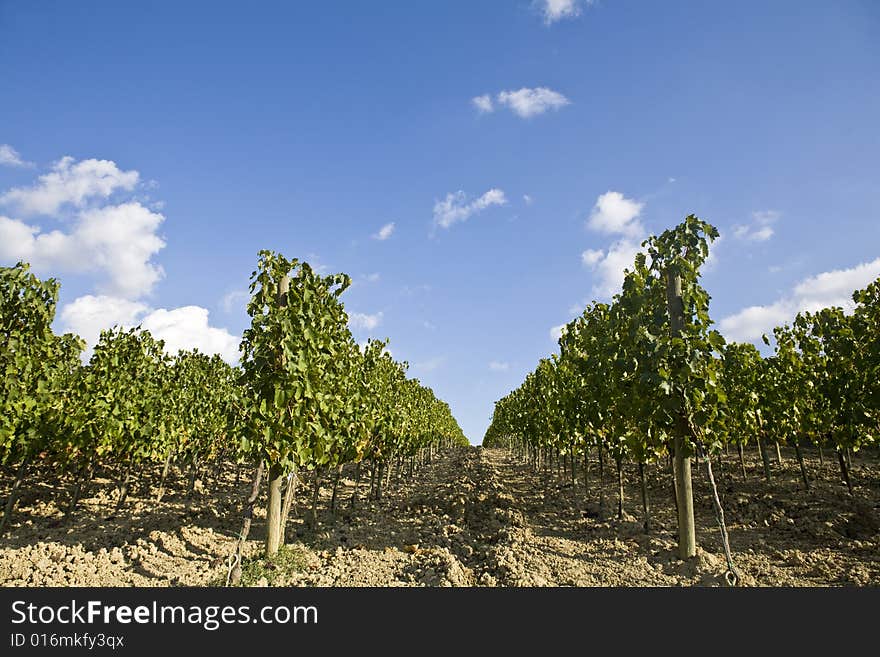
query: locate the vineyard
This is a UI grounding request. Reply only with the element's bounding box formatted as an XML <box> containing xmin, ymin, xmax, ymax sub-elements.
<box><xmin>483</xmin><ymin>216</ymin><xmax>879</xmax><ymax>584</ymax></box>
<box><xmin>1</xmin><ymin>219</ymin><xmax>879</xmax><ymax>586</ymax></box>
<box><xmin>0</xmin><ymin>250</ymin><xmax>468</xmax><ymax>585</ymax></box>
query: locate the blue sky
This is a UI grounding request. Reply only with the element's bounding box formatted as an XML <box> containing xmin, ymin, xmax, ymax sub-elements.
<box><xmin>1</xmin><ymin>1</ymin><xmax>878</xmax><ymax>443</ymax></box>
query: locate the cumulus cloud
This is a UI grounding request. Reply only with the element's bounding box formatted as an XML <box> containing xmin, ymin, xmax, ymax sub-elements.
<box><xmin>0</xmin><ymin>144</ymin><xmax>32</xmax><ymax>168</ymax></box>
<box><xmin>591</xmin><ymin>239</ymin><xmax>643</xmax><ymax>299</ymax></box>
<box><xmin>580</xmin><ymin>191</ymin><xmax>722</xmax><ymax>301</ymax></box>
<box><xmin>539</xmin><ymin>0</ymin><xmax>590</xmax><ymax>24</ymax></box>
<box><xmin>587</xmin><ymin>191</ymin><xmax>644</xmax><ymax>237</ymax></box>
<box><xmin>372</xmin><ymin>222</ymin><xmax>395</xmax><ymax>240</ymax></box>
<box><xmin>496</xmin><ymin>87</ymin><xmax>570</xmax><ymax>118</ymax></box>
<box><xmin>472</xmin><ymin>94</ymin><xmax>494</xmax><ymax>113</ymax></box>
<box><xmin>732</xmin><ymin>210</ymin><xmax>780</xmax><ymax>243</ymax></box>
<box><xmin>349</xmin><ymin>311</ymin><xmax>384</xmax><ymax>331</ymax></box>
<box><xmin>5</xmin><ymin>154</ymin><xmax>238</xmax><ymax>364</ymax></box>
<box><xmin>791</xmin><ymin>258</ymin><xmax>880</xmax><ymax>310</ymax></box>
<box><xmin>472</xmin><ymin>87</ymin><xmax>570</xmax><ymax>118</ymax></box>
<box><xmin>719</xmin><ymin>257</ymin><xmax>880</xmax><ymax>342</ymax></box>
<box><xmin>0</xmin><ymin>201</ymin><xmax>166</xmax><ymax>298</ymax></box>
<box><xmin>523</xmin><ymin>194</ymin><xmax>533</xmax><ymax>205</ymax></box>
<box><xmin>433</xmin><ymin>188</ymin><xmax>507</xmax><ymax>229</ymax></box>
<box><xmin>0</xmin><ymin>156</ymin><xmax>163</xmax><ymax>299</ymax></box>
<box><xmin>60</xmin><ymin>295</ymin><xmax>240</xmax><ymax>363</ymax></box>
<box><xmin>488</xmin><ymin>360</ymin><xmax>510</xmax><ymax>371</ymax></box>
<box><xmin>576</xmin><ymin>191</ymin><xmax>649</xmax><ymax>299</ymax></box>
<box><xmin>140</xmin><ymin>306</ymin><xmax>240</xmax><ymax>362</ymax></box>
<box><xmin>717</xmin><ymin>303</ymin><xmax>793</xmax><ymax>344</ymax></box>
<box><xmin>60</xmin><ymin>295</ymin><xmax>149</xmax><ymax>348</ymax></box>
<box><xmin>581</xmin><ymin>248</ymin><xmax>604</xmax><ymax>266</ymax></box>
<box><xmin>1</xmin><ymin>156</ymin><xmax>139</xmax><ymax>216</ymax></box>
<box><xmin>550</xmin><ymin>324</ymin><xmax>566</xmax><ymax>341</ymax></box>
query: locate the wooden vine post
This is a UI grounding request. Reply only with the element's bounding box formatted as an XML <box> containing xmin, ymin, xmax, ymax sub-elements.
<box><xmin>265</xmin><ymin>273</ymin><xmax>289</xmax><ymax>557</ymax></box>
<box><xmin>665</xmin><ymin>264</ymin><xmax>696</xmax><ymax>559</ymax></box>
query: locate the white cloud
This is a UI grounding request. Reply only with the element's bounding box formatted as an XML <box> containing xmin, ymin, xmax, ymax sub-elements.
<box><xmin>539</xmin><ymin>0</ymin><xmax>588</xmax><ymax>24</ymax></box>
<box><xmin>582</xmin><ymin>238</ymin><xmax>643</xmax><ymax>299</ymax></box>
<box><xmin>488</xmin><ymin>360</ymin><xmax>510</xmax><ymax>371</ymax></box>
<box><xmin>0</xmin><ymin>157</ymin><xmax>164</xmax><ymax>300</ymax></box>
<box><xmin>523</xmin><ymin>194</ymin><xmax>533</xmax><ymax>205</ymax></box>
<box><xmin>433</xmin><ymin>188</ymin><xmax>507</xmax><ymax>229</ymax></box>
<box><xmin>587</xmin><ymin>191</ymin><xmax>644</xmax><ymax>237</ymax></box>
<box><xmin>732</xmin><ymin>224</ymin><xmax>773</xmax><ymax>241</ymax></box>
<box><xmin>140</xmin><ymin>306</ymin><xmax>240</xmax><ymax>362</ymax></box>
<box><xmin>221</xmin><ymin>289</ymin><xmax>249</xmax><ymax>313</ymax></box>
<box><xmin>60</xmin><ymin>295</ymin><xmax>149</xmax><ymax>348</ymax></box>
<box><xmin>581</xmin><ymin>248</ymin><xmax>604</xmax><ymax>266</ymax></box>
<box><xmin>792</xmin><ymin>259</ymin><xmax>880</xmax><ymax>310</ymax></box>
<box><xmin>349</xmin><ymin>311</ymin><xmax>384</xmax><ymax>331</ymax></box>
<box><xmin>0</xmin><ymin>201</ymin><xmax>165</xmax><ymax>298</ymax></box>
<box><xmin>496</xmin><ymin>87</ymin><xmax>570</xmax><ymax>118</ymax></box>
<box><xmin>60</xmin><ymin>295</ymin><xmax>240</xmax><ymax>363</ymax></box>
<box><xmin>422</xmin><ymin>320</ymin><xmax>436</xmax><ymax>330</ymax></box>
<box><xmin>579</xmin><ymin>191</ymin><xmax>650</xmax><ymax>298</ymax></box>
<box><xmin>75</xmin><ymin>203</ymin><xmax>165</xmax><ymax>297</ymax></box>
<box><xmin>0</xmin><ymin>144</ymin><xmax>32</xmax><ymax>168</ymax></box>
<box><xmin>732</xmin><ymin>210</ymin><xmax>780</xmax><ymax>242</ymax></box>
<box><xmin>372</xmin><ymin>222</ymin><xmax>395</xmax><ymax>240</ymax></box>
<box><xmin>750</xmin><ymin>226</ymin><xmax>774</xmax><ymax>242</ymax></box>
<box><xmin>550</xmin><ymin>324</ymin><xmax>566</xmax><ymax>340</ymax></box>
<box><xmin>1</xmin><ymin>156</ymin><xmax>139</xmax><ymax>216</ymax></box>
<box><xmin>719</xmin><ymin>257</ymin><xmax>880</xmax><ymax>342</ymax></box>
<box><xmin>363</xmin><ymin>272</ymin><xmax>380</xmax><ymax>283</ymax></box>
<box><xmin>472</xmin><ymin>94</ymin><xmax>494</xmax><ymax>113</ymax></box>
<box><xmin>595</xmin><ymin>239</ymin><xmax>642</xmax><ymax>298</ymax></box>
<box><xmin>5</xmin><ymin>154</ymin><xmax>237</xmax><ymax>365</ymax></box>
<box><xmin>668</xmin><ymin>177</ymin><xmax>677</xmax><ymax>183</ymax></box>
<box><xmin>717</xmin><ymin>302</ymin><xmax>793</xmax><ymax>343</ymax></box>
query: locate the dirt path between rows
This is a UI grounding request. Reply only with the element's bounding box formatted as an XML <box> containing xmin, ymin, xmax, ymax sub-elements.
<box><xmin>2</xmin><ymin>446</ymin><xmax>878</xmax><ymax>586</ymax></box>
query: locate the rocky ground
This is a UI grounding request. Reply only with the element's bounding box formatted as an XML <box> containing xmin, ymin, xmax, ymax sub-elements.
<box><xmin>1</xmin><ymin>445</ymin><xmax>878</xmax><ymax>586</ymax></box>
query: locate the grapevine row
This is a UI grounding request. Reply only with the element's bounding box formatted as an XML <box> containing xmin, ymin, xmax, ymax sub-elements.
<box><xmin>0</xmin><ymin>252</ymin><xmax>468</xmax><ymax>563</ymax></box>
<box><xmin>483</xmin><ymin>215</ymin><xmax>878</xmax><ymax>561</ymax></box>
